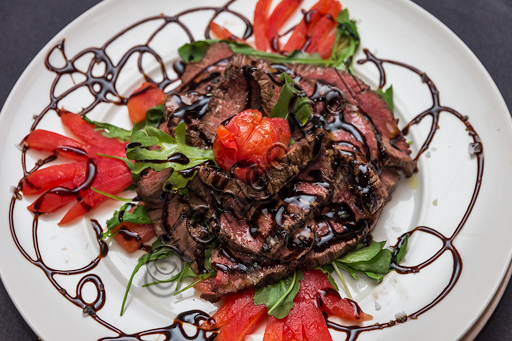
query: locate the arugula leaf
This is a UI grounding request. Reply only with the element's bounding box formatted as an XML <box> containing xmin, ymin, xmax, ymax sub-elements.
<box><xmin>395</xmin><ymin>234</ymin><xmax>409</xmax><ymax>264</ymax></box>
<box><xmin>126</xmin><ymin>122</ymin><xmax>216</xmax><ymax>192</ymax></box>
<box><xmin>144</xmin><ymin>104</ymin><xmax>165</xmax><ymax>128</ymax></box>
<box><xmin>142</xmin><ymin>244</ymin><xmax>217</xmax><ymax>295</ymax></box>
<box><xmin>120</xmin><ymin>240</ymin><xmax>174</xmax><ymax>315</ymax></box>
<box><xmin>330</xmin><ymin>9</ymin><xmax>361</xmax><ymax>69</ymax></box>
<box><xmin>254</xmin><ymin>270</ymin><xmax>304</xmax><ymax>319</ymax></box>
<box><xmin>91</xmin><ymin>187</ymin><xmax>133</xmax><ymax>202</ymax></box>
<box><xmin>316</xmin><ymin>265</ymin><xmax>339</xmax><ymax>291</ymax></box>
<box><xmin>178</xmin><ymin>40</ymin><xmax>212</xmax><ymax>63</ymax></box>
<box><xmin>82</xmin><ymin>103</ymin><xmax>164</xmax><ymax>142</ymax></box>
<box><xmin>337</xmin><ymin>240</ymin><xmax>386</xmax><ymax>263</ymax></box>
<box><xmin>270</xmin><ymin>73</ymin><xmax>312</xmax><ymax>125</ymax></box>
<box><xmin>102</xmin><ymin>203</ymin><xmax>152</xmax><ymax>240</ymax></box>
<box><xmin>179</xmin><ymin>40</ymin><xmax>332</xmax><ymax>67</ymax></box>
<box><xmin>342</xmin><ymin>249</ymin><xmax>393</xmax><ymax>274</ymax></box>
<box><xmin>82</xmin><ymin>115</ymin><xmax>132</xmax><ymax>141</ymax></box>
<box><xmin>376</xmin><ymin>85</ymin><xmax>394</xmax><ymax>111</ymax></box>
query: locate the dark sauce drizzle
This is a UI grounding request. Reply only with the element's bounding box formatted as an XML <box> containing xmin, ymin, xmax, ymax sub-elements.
<box><xmin>8</xmin><ymin>0</ymin><xmax>484</xmax><ymax>338</ymax></box>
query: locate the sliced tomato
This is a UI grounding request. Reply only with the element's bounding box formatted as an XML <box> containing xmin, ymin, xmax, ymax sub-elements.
<box><xmin>264</xmin><ymin>270</ymin><xmax>371</xmax><ymax>340</ymax></box>
<box><xmin>315</xmin><ymin>28</ymin><xmax>337</xmax><ymax>59</ymax></box>
<box><xmin>305</xmin><ymin>0</ymin><xmax>341</xmax><ymax>55</ymax></box>
<box><xmin>201</xmin><ymin>290</ymin><xmax>267</xmax><ymax>341</ymax></box>
<box><xmin>27</xmin><ymin>180</ymin><xmax>78</xmax><ymax>214</ymax></box>
<box><xmin>23</xmin><ymin>130</ymin><xmax>89</xmax><ymax>161</ymax></box>
<box><xmin>283</xmin><ymin>0</ymin><xmax>331</xmax><ymax>52</ymax></box>
<box><xmin>254</xmin><ymin>0</ymin><xmax>273</xmax><ymax>51</ymax></box>
<box><xmin>21</xmin><ymin>162</ymin><xmax>87</xmax><ymax>195</ymax></box>
<box><xmin>58</xmin><ymin>158</ymin><xmax>133</xmax><ymax>225</ymax></box>
<box><xmin>60</xmin><ymin>110</ymin><xmax>127</xmax><ymax>157</ymax></box>
<box><xmin>266</xmin><ymin>0</ymin><xmax>304</xmax><ymax>52</ymax></box>
<box><xmin>209</xmin><ymin>22</ymin><xmax>246</xmax><ymax>43</ymax></box>
<box><xmin>112</xmin><ymin>222</ymin><xmax>156</xmax><ymax>253</ymax></box>
<box><xmin>127</xmin><ymin>82</ymin><xmax>166</xmax><ymax>124</ymax></box>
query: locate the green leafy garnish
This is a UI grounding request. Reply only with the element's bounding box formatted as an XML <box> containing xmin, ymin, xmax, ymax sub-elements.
<box><xmin>376</xmin><ymin>85</ymin><xmax>394</xmax><ymax>111</ymax></box>
<box><xmin>126</xmin><ymin>122</ymin><xmax>216</xmax><ymax>192</ymax></box>
<box><xmin>254</xmin><ymin>270</ymin><xmax>304</xmax><ymax>319</ymax></box>
<box><xmin>322</xmin><ymin>237</ymin><xmax>409</xmax><ymax>285</ymax></box>
<box><xmin>330</xmin><ymin>9</ymin><xmax>361</xmax><ymax>69</ymax></box>
<box><xmin>82</xmin><ymin>115</ymin><xmax>133</xmax><ymax>141</ymax></box>
<box><xmin>120</xmin><ymin>239</ymin><xmax>174</xmax><ymax>316</ymax></box>
<box><xmin>102</xmin><ymin>203</ymin><xmax>152</xmax><ymax>240</ymax></box>
<box><xmin>91</xmin><ymin>187</ymin><xmax>133</xmax><ymax>202</ymax></box>
<box><xmin>395</xmin><ymin>234</ymin><xmax>409</xmax><ymax>264</ymax></box>
<box><xmin>179</xmin><ymin>40</ymin><xmax>331</xmax><ymax>67</ymax></box>
<box><xmin>144</xmin><ymin>104</ymin><xmax>165</xmax><ymax>128</ymax></box>
<box><xmin>82</xmin><ymin>103</ymin><xmax>165</xmax><ymax>141</ymax></box>
<box><xmin>270</xmin><ymin>73</ymin><xmax>312</xmax><ymax>125</ymax></box>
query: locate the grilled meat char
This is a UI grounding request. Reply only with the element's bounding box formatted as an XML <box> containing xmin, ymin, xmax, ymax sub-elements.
<box><xmin>135</xmin><ymin>43</ymin><xmax>415</xmax><ymax>301</ymax></box>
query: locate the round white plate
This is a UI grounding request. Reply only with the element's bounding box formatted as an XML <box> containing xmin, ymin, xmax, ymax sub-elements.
<box><xmin>1</xmin><ymin>0</ymin><xmax>511</xmax><ymax>340</ymax></box>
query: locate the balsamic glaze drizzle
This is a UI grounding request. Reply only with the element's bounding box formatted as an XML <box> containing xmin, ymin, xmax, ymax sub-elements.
<box><xmin>8</xmin><ymin>1</ymin><xmax>484</xmax><ymax>339</ymax></box>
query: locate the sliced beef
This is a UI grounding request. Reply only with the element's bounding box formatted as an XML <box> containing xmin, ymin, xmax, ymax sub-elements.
<box><xmin>137</xmin><ymin>46</ymin><xmax>415</xmax><ymax>301</ymax></box>
<box><xmin>207</xmin><ymin>247</ymin><xmax>289</xmax><ymax>299</ymax></box>
<box><xmin>290</xmin><ymin>64</ymin><xmax>415</xmax><ymax>175</ymax></box>
<box><xmin>198</xmin><ymin>68</ymin><xmax>262</xmax><ymax>142</ymax></box>
<box><xmin>178</xmin><ymin>42</ymin><xmax>233</xmax><ymax>91</ymax></box>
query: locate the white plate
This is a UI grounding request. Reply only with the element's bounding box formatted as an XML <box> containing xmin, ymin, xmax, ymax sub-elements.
<box><xmin>1</xmin><ymin>0</ymin><xmax>511</xmax><ymax>340</ymax></box>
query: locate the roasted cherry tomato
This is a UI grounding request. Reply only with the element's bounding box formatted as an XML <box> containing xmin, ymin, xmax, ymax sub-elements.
<box><xmin>213</xmin><ymin>109</ymin><xmax>291</xmax><ymax>182</ymax></box>
<box><xmin>127</xmin><ymin>82</ymin><xmax>166</xmax><ymax>124</ymax></box>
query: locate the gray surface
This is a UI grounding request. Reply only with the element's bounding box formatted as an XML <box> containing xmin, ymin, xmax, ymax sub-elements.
<box><xmin>0</xmin><ymin>0</ymin><xmax>510</xmax><ymax>340</ymax></box>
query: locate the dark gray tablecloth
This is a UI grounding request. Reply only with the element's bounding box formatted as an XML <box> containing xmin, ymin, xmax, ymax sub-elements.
<box><xmin>1</xmin><ymin>0</ymin><xmax>510</xmax><ymax>339</ymax></box>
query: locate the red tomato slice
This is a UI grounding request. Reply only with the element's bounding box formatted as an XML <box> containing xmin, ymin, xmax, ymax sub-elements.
<box><xmin>209</xmin><ymin>22</ymin><xmax>246</xmax><ymax>43</ymax></box>
<box><xmin>267</xmin><ymin>0</ymin><xmax>304</xmax><ymax>52</ymax></box>
<box><xmin>58</xmin><ymin>158</ymin><xmax>132</xmax><ymax>225</ymax></box>
<box><xmin>60</xmin><ymin>110</ymin><xmax>127</xmax><ymax>157</ymax></box>
<box><xmin>27</xmin><ymin>180</ymin><xmax>78</xmax><ymax>214</ymax></box>
<box><xmin>254</xmin><ymin>0</ymin><xmax>273</xmax><ymax>51</ymax></box>
<box><xmin>305</xmin><ymin>0</ymin><xmax>341</xmax><ymax>55</ymax></box>
<box><xmin>127</xmin><ymin>82</ymin><xmax>166</xmax><ymax>124</ymax></box>
<box><xmin>283</xmin><ymin>0</ymin><xmax>332</xmax><ymax>52</ymax></box>
<box><xmin>21</xmin><ymin>162</ymin><xmax>87</xmax><ymax>195</ymax></box>
<box><xmin>201</xmin><ymin>290</ymin><xmax>267</xmax><ymax>341</ymax></box>
<box><xmin>23</xmin><ymin>130</ymin><xmax>89</xmax><ymax>161</ymax></box>
<box><xmin>213</xmin><ymin>109</ymin><xmax>291</xmax><ymax>180</ymax></box>
<box><xmin>112</xmin><ymin>222</ymin><xmax>156</xmax><ymax>253</ymax></box>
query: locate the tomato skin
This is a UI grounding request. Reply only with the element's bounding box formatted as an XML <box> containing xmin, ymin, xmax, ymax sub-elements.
<box><xmin>22</xmin><ymin>111</ymin><xmax>133</xmax><ymax>225</ymax></box>
<box><xmin>201</xmin><ymin>290</ymin><xmax>267</xmax><ymax>341</ymax></box>
<box><xmin>254</xmin><ymin>0</ymin><xmax>273</xmax><ymax>51</ymax></box>
<box><xmin>112</xmin><ymin>221</ymin><xmax>156</xmax><ymax>253</ymax></box>
<box><xmin>127</xmin><ymin>82</ymin><xmax>166</xmax><ymax>124</ymax></box>
<box><xmin>213</xmin><ymin>109</ymin><xmax>291</xmax><ymax>181</ymax></box>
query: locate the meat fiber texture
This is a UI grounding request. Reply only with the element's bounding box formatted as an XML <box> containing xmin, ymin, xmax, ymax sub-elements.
<box><xmin>136</xmin><ymin>43</ymin><xmax>415</xmax><ymax>301</ymax></box>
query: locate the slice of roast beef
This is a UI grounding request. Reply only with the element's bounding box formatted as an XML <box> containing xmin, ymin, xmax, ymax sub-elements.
<box><xmin>198</xmin><ymin>67</ymin><xmax>262</xmax><ymax>142</ymax></box>
<box><xmin>207</xmin><ymin>247</ymin><xmax>289</xmax><ymax>299</ymax></box>
<box><xmin>178</xmin><ymin>42</ymin><xmax>234</xmax><ymax>91</ymax></box>
<box><xmin>290</xmin><ymin>64</ymin><xmax>415</xmax><ymax>175</ymax></box>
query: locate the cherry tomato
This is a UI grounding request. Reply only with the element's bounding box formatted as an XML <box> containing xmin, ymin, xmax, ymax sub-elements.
<box><xmin>213</xmin><ymin>109</ymin><xmax>291</xmax><ymax>182</ymax></box>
